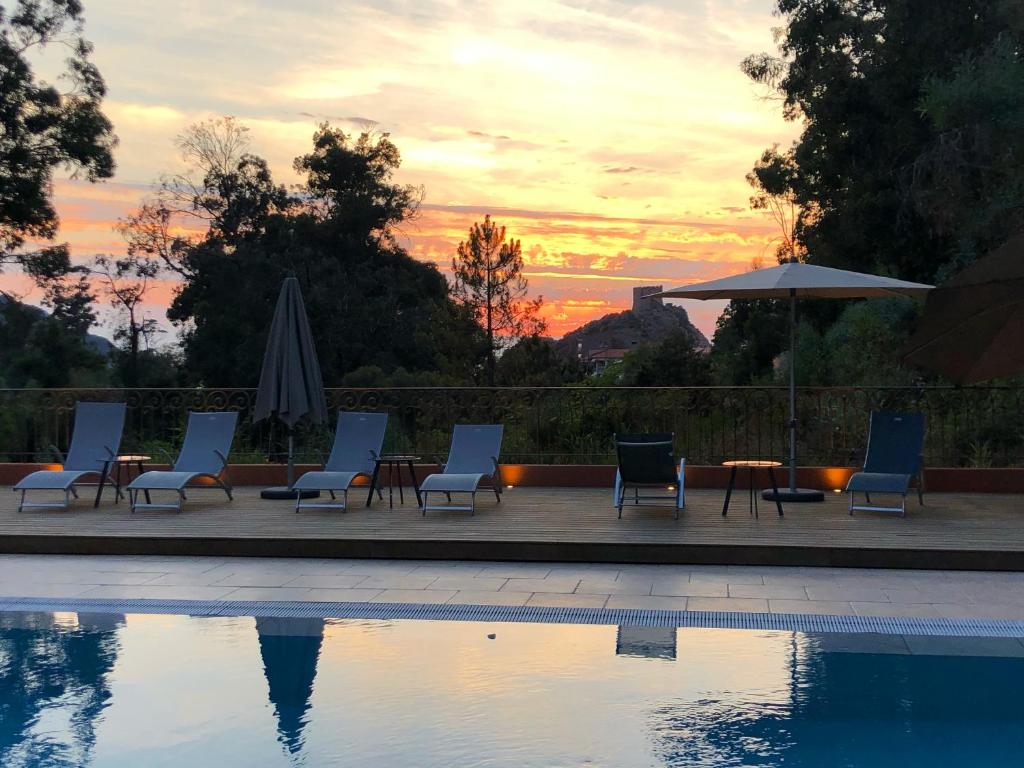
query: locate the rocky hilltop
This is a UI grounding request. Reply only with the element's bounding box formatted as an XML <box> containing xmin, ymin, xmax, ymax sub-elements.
<box><xmin>555</xmin><ymin>286</ymin><xmax>710</xmax><ymax>362</ymax></box>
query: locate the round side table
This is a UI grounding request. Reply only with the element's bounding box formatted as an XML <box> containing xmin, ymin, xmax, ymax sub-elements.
<box><xmin>721</xmin><ymin>460</ymin><xmax>784</xmax><ymax>518</ymax></box>
<box><xmin>368</xmin><ymin>454</ymin><xmax>422</xmax><ymax>508</ymax></box>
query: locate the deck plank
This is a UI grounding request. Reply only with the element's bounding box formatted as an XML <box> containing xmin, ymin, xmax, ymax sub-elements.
<box><xmin>1</xmin><ymin>486</ymin><xmax>1023</xmax><ymax>569</ymax></box>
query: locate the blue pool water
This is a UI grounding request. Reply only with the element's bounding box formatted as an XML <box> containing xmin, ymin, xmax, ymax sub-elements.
<box><xmin>1</xmin><ymin>610</ymin><xmax>1022</xmax><ymax>767</ymax></box>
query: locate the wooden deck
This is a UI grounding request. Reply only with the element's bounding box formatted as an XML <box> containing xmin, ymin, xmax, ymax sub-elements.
<box><xmin>2</xmin><ymin>486</ymin><xmax>1023</xmax><ymax>570</ymax></box>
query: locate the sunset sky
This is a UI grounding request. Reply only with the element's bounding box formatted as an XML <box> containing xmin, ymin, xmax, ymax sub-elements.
<box><xmin>10</xmin><ymin>0</ymin><xmax>798</xmax><ymax>340</ymax></box>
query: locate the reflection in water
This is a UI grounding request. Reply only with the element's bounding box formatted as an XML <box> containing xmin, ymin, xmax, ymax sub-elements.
<box><xmin>650</xmin><ymin>634</ymin><xmax>1024</xmax><ymax>767</ymax></box>
<box><xmin>255</xmin><ymin>617</ymin><xmax>324</xmax><ymax>756</ymax></box>
<box><xmin>616</xmin><ymin>626</ymin><xmax>677</xmax><ymax>660</ymax></box>
<box><xmin>2</xmin><ymin>614</ymin><xmax>1023</xmax><ymax>767</ymax></box>
<box><xmin>0</xmin><ymin>612</ymin><xmax>123</xmax><ymax>768</ymax></box>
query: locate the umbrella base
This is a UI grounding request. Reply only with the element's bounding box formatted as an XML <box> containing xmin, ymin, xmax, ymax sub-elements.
<box><xmin>260</xmin><ymin>487</ymin><xmax>320</xmax><ymax>500</ymax></box>
<box><xmin>761</xmin><ymin>488</ymin><xmax>825</xmax><ymax>503</ymax></box>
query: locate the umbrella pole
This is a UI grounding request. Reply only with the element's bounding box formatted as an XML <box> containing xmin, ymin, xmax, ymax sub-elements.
<box><xmin>788</xmin><ymin>289</ymin><xmax>797</xmax><ymax>492</ymax></box>
<box><xmin>762</xmin><ymin>286</ymin><xmax>822</xmax><ymax>502</ymax></box>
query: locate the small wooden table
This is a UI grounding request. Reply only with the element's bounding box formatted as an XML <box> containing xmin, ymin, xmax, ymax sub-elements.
<box><xmin>98</xmin><ymin>454</ymin><xmax>151</xmax><ymax>506</ymax></box>
<box><xmin>722</xmin><ymin>460</ymin><xmax>784</xmax><ymax>518</ymax></box>
<box><xmin>367</xmin><ymin>454</ymin><xmax>422</xmax><ymax>508</ymax></box>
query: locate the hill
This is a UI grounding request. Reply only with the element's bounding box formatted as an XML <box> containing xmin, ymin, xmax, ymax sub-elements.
<box><xmin>555</xmin><ymin>286</ymin><xmax>709</xmax><ymax>364</ymax></box>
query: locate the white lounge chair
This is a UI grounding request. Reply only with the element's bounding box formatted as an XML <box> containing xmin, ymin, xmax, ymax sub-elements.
<box><xmin>127</xmin><ymin>411</ymin><xmax>237</xmax><ymax>512</ymax></box>
<box><xmin>419</xmin><ymin>425</ymin><xmax>503</xmax><ymax>516</ymax></box>
<box><xmin>290</xmin><ymin>411</ymin><xmax>388</xmax><ymax>511</ymax></box>
<box><xmin>14</xmin><ymin>402</ymin><xmax>127</xmax><ymax>512</ymax></box>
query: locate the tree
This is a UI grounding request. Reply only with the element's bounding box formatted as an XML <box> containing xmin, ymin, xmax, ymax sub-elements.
<box><xmin>158</xmin><ymin>122</ymin><xmax>481</xmax><ymax>385</ymax></box>
<box><xmin>709</xmin><ymin>299</ymin><xmax>788</xmax><ymax>385</ymax></box>
<box><xmin>746</xmin><ymin>145</ymin><xmax>803</xmax><ymax>262</ymax></box>
<box><xmin>0</xmin><ymin>295</ymin><xmax>106</xmax><ymax>387</ymax></box>
<box><xmin>495</xmin><ymin>336</ymin><xmax>585</xmax><ymax>386</ymax></box>
<box><xmin>911</xmin><ymin>26</ymin><xmax>1024</xmax><ymax>274</ymax></box>
<box><xmin>93</xmin><ymin>252</ymin><xmax>161</xmax><ymax>386</ymax></box>
<box><xmin>1</xmin><ymin>0</ymin><xmax>116</xmax><ymax>285</ymax></box>
<box><xmin>452</xmin><ymin>215</ymin><xmax>545</xmax><ymax>385</ymax></box>
<box><xmin>741</xmin><ymin>0</ymin><xmax>1018</xmax><ymax>283</ymax></box>
<box><xmin>604</xmin><ymin>331</ymin><xmax>712</xmax><ymax>387</ymax></box>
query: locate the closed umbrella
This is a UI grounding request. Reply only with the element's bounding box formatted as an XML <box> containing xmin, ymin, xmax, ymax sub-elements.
<box><xmin>903</xmin><ymin>234</ymin><xmax>1024</xmax><ymax>383</ymax></box>
<box><xmin>254</xmin><ymin>276</ymin><xmax>328</xmax><ymax>499</ymax></box>
<box><xmin>655</xmin><ymin>259</ymin><xmax>931</xmax><ymax>501</ymax></box>
<box><xmin>255</xmin><ymin>617</ymin><xmax>324</xmax><ymax>756</ymax></box>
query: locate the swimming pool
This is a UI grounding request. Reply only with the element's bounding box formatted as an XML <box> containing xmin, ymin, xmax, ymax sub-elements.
<box><xmin>1</xmin><ymin>606</ymin><xmax>1022</xmax><ymax>767</ymax></box>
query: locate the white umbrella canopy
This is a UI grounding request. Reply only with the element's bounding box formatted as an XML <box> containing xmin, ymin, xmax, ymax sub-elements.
<box><xmin>656</xmin><ymin>261</ymin><xmax>933</xmax><ymax>300</ymax></box>
<box><xmin>654</xmin><ymin>260</ymin><xmax>932</xmax><ymax>502</ymax></box>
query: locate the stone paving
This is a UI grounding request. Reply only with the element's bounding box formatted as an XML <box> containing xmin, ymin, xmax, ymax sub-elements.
<box><xmin>3</xmin><ymin>554</ymin><xmax>1024</xmax><ymax>620</ymax></box>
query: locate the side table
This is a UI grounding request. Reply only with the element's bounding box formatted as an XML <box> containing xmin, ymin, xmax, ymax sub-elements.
<box><xmin>722</xmin><ymin>460</ymin><xmax>784</xmax><ymax>518</ymax></box>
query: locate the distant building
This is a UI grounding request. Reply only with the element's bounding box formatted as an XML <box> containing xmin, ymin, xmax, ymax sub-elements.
<box><xmin>585</xmin><ymin>347</ymin><xmax>632</xmax><ymax>374</ymax></box>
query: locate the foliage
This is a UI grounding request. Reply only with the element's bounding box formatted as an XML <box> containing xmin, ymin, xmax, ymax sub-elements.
<box><xmin>0</xmin><ymin>0</ymin><xmax>116</xmax><ymax>284</ymax></box>
<box><xmin>746</xmin><ymin>145</ymin><xmax>802</xmax><ymax>261</ymax></box>
<box><xmin>451</xmin><ymin>215</ymin><xmax>545</xmax><ymax>385</ymax></box>
<box><xmin>710</xmin><ymin>300</ymin><xmax>789</xmax><ymax>384</ymax></box>
<box><xmin>742</xmin><ymin>0</ymin><xmax>1020</xmax><ymax>283</ymax></box>
<box><xmin>494</xmin><ymin>336</ymin><xmax>585</xmax><ymax>387</ymax></box>
<box><xmin>912</xmin><ymin>26</ymin><xmax>1024</xmax><ymax>274</ymax></box>
<box><xmin>822</xmin><ymin>297</ymin><xmax>922</xmax><ymax>385</ymax></box>
<box><xmin>591</xmin><ymin>331</ymin><xmax>712</xmax><ymax>387</ymax></box>
<box><xmin>0</xmin><ymin>296</ymin><xmax>105</xmax><ymax>387</ymax></box>
<box><xmin>148</xmin><ymin>122</ymin><xmax>481</xmax><ymax>386</ymax></box>
<box><xmin>92</xmin><ymin>252</ymin><xmax>161</xmax><ymax>386</ymax></box>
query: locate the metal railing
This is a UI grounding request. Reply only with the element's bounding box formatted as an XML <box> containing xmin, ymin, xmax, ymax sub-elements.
<box><xmin>1</xmin><ymin>386</ymin><xmax>1022</xmax><ymax>468</ymax></box>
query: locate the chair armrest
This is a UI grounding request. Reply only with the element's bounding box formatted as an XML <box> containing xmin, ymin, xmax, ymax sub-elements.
<box><xmin>432</xmin><ymin>453</ymin><xmax>448</xmax><ymax>471</ymax></box>
<box><xmin>102</xmin><ymin>444</ymin><xmax>116</xmax><ymax>461</ymax></box>
<box><xmin>491</xmin><ymin>456</ymin><xmax>502</xmax><ymax>485</ymax></box>
<box><xmin>48</xmin><ymin>444</ymin><xmax>66</xmax><ymax>464</ymax></box>
<box><xmin>214</xmin><ymin>449</ymin><xmax>230</xmax><ymax>471</ymax></box>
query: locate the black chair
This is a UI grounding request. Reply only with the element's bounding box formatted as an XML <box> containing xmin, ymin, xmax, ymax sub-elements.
<box><xmin>846</xmin><ymin>411</ymin><xmax>925</xmax><ymax>517</ymax></box>
<box><xmin>613</xmin><ymin>433</ymin><xmax>685</xmax><ymax>519</ymax></box>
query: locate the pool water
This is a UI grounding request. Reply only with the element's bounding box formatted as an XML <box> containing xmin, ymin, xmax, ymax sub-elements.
<box><xmin>1</xmin><ymin>611</ymin><xmax>1021</xmax><ymax>767</ymax></box>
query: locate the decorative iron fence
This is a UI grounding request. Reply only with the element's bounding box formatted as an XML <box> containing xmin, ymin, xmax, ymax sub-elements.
<box><xmin>1</xmin><ymin>386</ymin><xmax>1022</xmax><ymax>467</ymax></box>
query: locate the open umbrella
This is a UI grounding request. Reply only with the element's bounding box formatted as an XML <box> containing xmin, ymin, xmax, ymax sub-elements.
<box><xmin>655</xmin><ymin>259</ymin><xmax>931</xmax><ymax>501</ymax></box>
<box><xmin>254</xmin><ymin>276</ymin><xmax>328</xmax><ymax>500</ymax></box>
<box><xmin>903</xmin><ymin>234</ymin><xmax>1024</xmax><ymax>383</ymax></box>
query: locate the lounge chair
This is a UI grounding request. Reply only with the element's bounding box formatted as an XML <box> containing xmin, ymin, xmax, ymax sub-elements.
<box><xmin>419</xmin><ymin>424</ymin><xmax>503</xmax><ymax>515</ymax></box>
<box><xmin>127</xmin><ymin>411</ymin><xmax>238</xmax><ymax>512</ymax></box>
<box><xmin>613</xmin><ymin>433</ymin><xmax>685</xmax><ymax>519</ymax></box>
<box><xmin>14</xmin><ymin>402</ymin><xmax>127</xmax><ymax>512</ymax></box>
<box><xmin>290</xmin><ymin>411</ymin><xmax>388</xmax><ymax>511</ymax></box>
<box><xmin>846</xmin><ymin>411</ymin><xmax>925</xmax><ymax>517</ymax></box>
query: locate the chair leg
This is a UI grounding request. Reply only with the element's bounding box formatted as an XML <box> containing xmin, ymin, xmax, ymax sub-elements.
<box><xmin>917</xmin><ymin>472</ymin><xmax>925</xmax><ymax>506</ymax></box>
<box><xmin>617</xmin><ymin>486</ymin><xmax>624</xmax><ymax>519</ymax></box>
<box><xmin>342</xmin><ymin>489</ymin><xmax>348</xmax><ymax>511</ymax></box>
<box><xmin>421</xmin><ymin>491</ymin><xmax>427</xmax><ymax>516</ymax></box>
<box><xmin>470</xmin><ymin>492</ymin><xmax>476</xmax><ymax>516</ymax></box>
<box><xmin>493</xmin><ymin>482</ymin><xmax>501</xmax><ymax>502</ymax></box>
<box><xmin>848</xmin><ymin>491</ymin><xmax>855</xmax><ymax>516</ymax></box>
<box><xmin>18</xmin><ymin>489</ymin><xmax>26</xmax><ymax>514</ymax></box>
